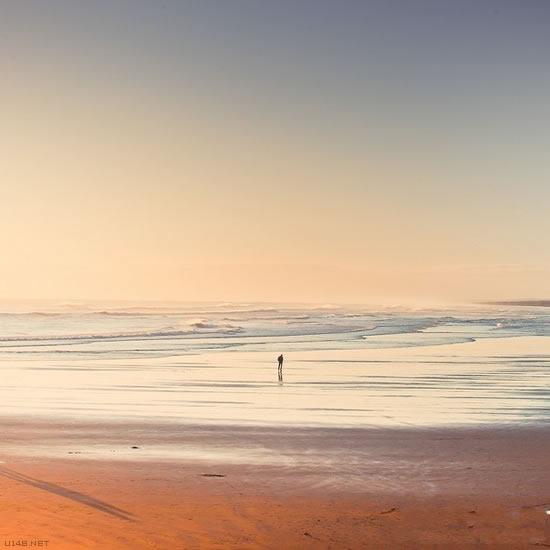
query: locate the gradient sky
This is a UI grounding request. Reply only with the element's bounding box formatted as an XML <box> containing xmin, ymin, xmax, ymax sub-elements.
<box><xmin>1</xmin><ymin>1</ymin><xmax>549</xmax><ymax>303</ymax></box>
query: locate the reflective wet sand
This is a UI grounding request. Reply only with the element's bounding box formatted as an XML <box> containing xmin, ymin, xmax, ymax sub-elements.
<box><xmin>2</xmin><ymin>331</ymin><xmax>549</xmax><ymax>547</ymax></box>
<box><xmin>0</xmin><ymin>336</ymin><xmax>548</xmax><ymax>440</ymax></box>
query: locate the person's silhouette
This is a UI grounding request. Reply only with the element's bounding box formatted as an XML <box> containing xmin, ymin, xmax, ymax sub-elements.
<box><xmin>277</xmin><ymin>354</ymin><xmax>284</xmax><ymax>376</ymax></box>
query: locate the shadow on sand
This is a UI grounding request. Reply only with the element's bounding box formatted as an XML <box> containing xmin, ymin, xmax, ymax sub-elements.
<box><xmin>0</xmin><ymin>466</ymin><xmax>135</xmax><ymax>521</ymax></box>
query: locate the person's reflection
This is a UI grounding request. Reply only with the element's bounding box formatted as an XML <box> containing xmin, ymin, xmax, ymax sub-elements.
<box><xmin>278</xmin><ymin>369</ymin><xmax>283</xmax><ymax>385</ymax></box>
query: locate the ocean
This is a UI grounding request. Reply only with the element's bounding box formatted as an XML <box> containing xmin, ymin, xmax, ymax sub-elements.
<box><xmin>0</xmin><ymin>301</ymin><xmax>549</xmax><ymax>430</ymax></box>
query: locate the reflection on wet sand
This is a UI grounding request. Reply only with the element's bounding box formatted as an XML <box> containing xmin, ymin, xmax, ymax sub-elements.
<box><xmin>0</xmin><ymin>336</ymin><xmax>548</xmax><ymax>431</ymax></box>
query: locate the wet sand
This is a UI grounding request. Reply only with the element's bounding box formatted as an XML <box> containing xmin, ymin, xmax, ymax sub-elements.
<box><xmin>1</xmin><ymin>335</ymin><xmax>550</xmax><ymax>547</ymax></box>
<box><xmin>1</xmin><ymin>335</ymin><xmax>549</xmax><ymax>428</ymax></box>
<box><xmin>1</xmin><ymin>423</ymin><xmax>549</xmax><ymax>548</ymax></box>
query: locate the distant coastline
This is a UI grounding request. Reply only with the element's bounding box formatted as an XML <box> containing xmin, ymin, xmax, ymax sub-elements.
<box><xmin>486</xmin><ymin>300</ymin><xmax>550</xmax><ymax>307</ymax></box>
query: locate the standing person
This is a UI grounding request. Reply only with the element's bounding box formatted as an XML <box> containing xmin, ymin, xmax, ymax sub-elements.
<box><xmin>277</xmin><ymin>354</ymin><xmax>284</xmax><ymax>376</ymax></box>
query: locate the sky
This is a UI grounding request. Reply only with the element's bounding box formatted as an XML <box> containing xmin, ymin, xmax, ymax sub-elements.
<box><xmin>1</xmin><ymin>0</ymin><xmax>549</xmax><ymax>303</ymax></box>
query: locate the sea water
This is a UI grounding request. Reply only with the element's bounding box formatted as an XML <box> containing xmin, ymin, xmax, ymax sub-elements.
<box><xmin>0</xmin><ymin>301</ymin><xmax>549</xmax><ymax>428</ymax></box>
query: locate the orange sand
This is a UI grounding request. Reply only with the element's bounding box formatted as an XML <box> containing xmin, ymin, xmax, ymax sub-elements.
<box><xmin>1</xmin><ymin>425</ymin><xmax>549</xmax><ymax>549</ymax></box>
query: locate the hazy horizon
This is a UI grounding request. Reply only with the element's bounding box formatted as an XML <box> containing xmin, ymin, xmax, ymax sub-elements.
<box><xmin>0</xmin><ymin>296</ymin><xmax>547</xmax><ymax>313</ymax></box>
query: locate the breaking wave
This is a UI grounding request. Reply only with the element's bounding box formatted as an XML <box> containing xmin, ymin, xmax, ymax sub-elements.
<box><xmin>0</xmin><ymin>302</ymin><xmax>549</xmax><ymax>358</ymax></box>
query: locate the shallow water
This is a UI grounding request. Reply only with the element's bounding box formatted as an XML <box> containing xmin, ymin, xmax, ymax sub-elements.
<box><xmin>0</xmin><ymin>301</ymin><xmax>549</xmax><ymax>429</ymax></box>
